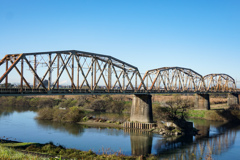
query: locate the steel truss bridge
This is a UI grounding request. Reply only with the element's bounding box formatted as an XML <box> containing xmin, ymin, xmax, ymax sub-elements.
<box><xmin>0</xmin><ymin>50</ymin><xmax>237</xmax><ymax>96</ymax></box>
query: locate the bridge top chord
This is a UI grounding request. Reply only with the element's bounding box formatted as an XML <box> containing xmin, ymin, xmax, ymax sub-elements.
<box><xmin>0</xmin><ymin>50</ymin><xmax>237</xmax><ymax>96</ymax></box>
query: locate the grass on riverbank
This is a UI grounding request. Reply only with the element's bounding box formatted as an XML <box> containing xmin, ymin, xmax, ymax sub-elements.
<box><xmin>0</xmin><ymin>145</ymin><xmax>42</xmax><ymax>160</ymax></box>
<box><xmin>186</xmin><ymin>109</ymin><xmax>240</xmax><ymax>122</ymax></box>
<box><xmin>0</xmin><ymin>140</ymin><xmax>157</xmax><ymax>160</ymax></box>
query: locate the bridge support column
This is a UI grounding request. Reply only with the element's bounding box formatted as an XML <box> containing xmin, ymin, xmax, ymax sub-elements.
<box><xmin>195</xmin><ymin>94</ymin><xmax>210</xmax><ymax>110</ymax></box>
<box><xmin>130</xmin><ymin>94</ymin><xmax>153</xmax><ymax>123</ymax></box>
<box><xmin>227</xmin><ymin>93</ymin><xmax>239</xmax><ymax>106</ymax></box>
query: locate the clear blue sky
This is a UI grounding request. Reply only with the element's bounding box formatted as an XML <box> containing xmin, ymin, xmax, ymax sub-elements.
<box><xmin>1</xmin><ymin>0</ymin><xmax>240</xmax><ymax>83</ymax></box>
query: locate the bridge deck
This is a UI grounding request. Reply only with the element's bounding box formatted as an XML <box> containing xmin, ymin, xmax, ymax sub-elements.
<box><xmin>0</xmin><ymin>88</ymin><xmax>237</xmax><ymax>96</ymax></box>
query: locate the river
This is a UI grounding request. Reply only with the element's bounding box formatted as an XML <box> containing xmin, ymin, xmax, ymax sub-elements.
<box><xmin>0</xmin><ymin>111</ymin><xmax>240</xmax><ymax>159</ymax></box>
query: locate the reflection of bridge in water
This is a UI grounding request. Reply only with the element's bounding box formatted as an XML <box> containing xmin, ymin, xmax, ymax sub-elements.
<box><xmin>157</xmin><ymin>129</ymin><xmax>237</xmax><ymax>160</ymax></box>
<box><xmin>154</xmin><ymin>121</ymin><xmax>238</xmax><ymax>159</ymax></box>
<box><xmin>124</xmin><ymin>121</ymin><xmax>238</xmax><ymax>158</ymax></box>
<box><xmin>0</xmin><ymin>50</ymin><xmax>239</xmax><ymax>123</ymax></box>
<box><xmin>124</xmin><ymin>129</ymin><xmax>153</xmax><ymax>156</ymax></box>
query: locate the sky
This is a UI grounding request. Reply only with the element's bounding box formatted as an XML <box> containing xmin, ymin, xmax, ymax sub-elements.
<box><xmin>0</xmin><ymin>0</ymin><xmax>240</xmax><ymax>84</ymax></box>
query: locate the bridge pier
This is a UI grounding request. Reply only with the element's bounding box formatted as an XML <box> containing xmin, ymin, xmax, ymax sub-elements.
<box><xmin>130</xmin><ymin>94</ymin><xmax>153</xmax><ymax>123</ymax></box>
<box><xmin>227</xmin><ymin>93</ymin><xmax>239</xmax><ymax>106</ymax></box>
<box><xmin>195</xmin><ymin>94</ymin><xmax>210</xmax><ymax>110</ymax></box>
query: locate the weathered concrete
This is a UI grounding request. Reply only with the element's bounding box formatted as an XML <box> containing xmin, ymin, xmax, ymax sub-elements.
<box><xmin>227</xmin><ymin>93</ymin><xmax>239</xmax><ymax>106</ymax></box>
<box><xmin>195</xmin><ymin>94</ymin><xmax>210</xmax><ymax>110</ymax></box>
<box><xmin>130</xmin><ymin>94</ymin><xmax>153</xmax><ymax>123</ymax></box>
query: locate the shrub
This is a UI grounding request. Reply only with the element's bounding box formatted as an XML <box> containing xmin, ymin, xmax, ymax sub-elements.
<box><xmin>36</xmin><ymin>107</ymin><xmax>54</xmax><ymax>120</ymax></box>
<box><xmin>89</xmin><ymin>99</ymin><xmax>107</xmax><ymax>112</ymax></box>
<box><xmin>53</xmin><ymin>109</ymin><xmax>68</xmax><ymax>122</ymax></box>
<box><xmin>37</xmin><ymin>106</ymin><xmax>85</xmax><ymax>123</ymax></box>
<box><xmin>65</xmin><ymin>107</ymin><xmax>84</xmax><ymax>122</ymax></box>
<box><xmin>58</xmin><ymin>99</ymin><xmax>77</xmax><ymax>108</ymax></box>
<box><xmin>76</xmin><ymin>95</ymin><xmax>89</xmax><ymax>107</ymax></box>
<box><xmin>29</xmin><ymin>98</ymin><xmax>40</xmax><ymax>107</ymax></box>
<box><xmin>108</xmin><ymin>101</ymin><xmax>125</xmax><ymax>113</ymax></box>
<box><xmin>82</xmin><ymin>116</ymin><xmax>89</xmax><ymax>122</ymax></box>
<box><xmin>88</xmin><ymin>96</ymin><xmax>127</xmax><ymax>113</ymax></box>
<box><xmin>15</xmin><ymin>96</ymin><xmax>30</xmax><ymax>108</ymax></box>
<box><xmin>34</xmin><ymin>98</ymin><xmax>56</xmax><ymax>108</ymax></box>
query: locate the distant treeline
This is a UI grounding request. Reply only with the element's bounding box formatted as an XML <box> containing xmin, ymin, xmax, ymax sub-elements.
<box><xmin>0</xmin><ymin>95</ymin><xmax>132</xmax><ymax>122</ymax></box>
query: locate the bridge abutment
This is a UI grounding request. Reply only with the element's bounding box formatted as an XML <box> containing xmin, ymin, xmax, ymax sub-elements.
<box><xmin>195</xmin><ymin>94</ymin><xmax>210</xmax><ymax>110</ymax></box>
<box><xmin>227</xmin><ymin>93</ymin><xmax>239</xmax><ymax>106</ymax></box>
<box><xmin>130</xmin><ymin>94</ymin><xmax>153</xmax><ymax>123</ymax></box>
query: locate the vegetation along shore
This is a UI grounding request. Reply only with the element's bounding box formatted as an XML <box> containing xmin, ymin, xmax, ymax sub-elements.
<box><xmin>0</xmin><ymin>94</ymin><xmax>239</xmax><ymax>159</ymax></box>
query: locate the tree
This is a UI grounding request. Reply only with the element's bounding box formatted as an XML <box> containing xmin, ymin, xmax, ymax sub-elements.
<box><xmin>165</xmin><ymin>95</ymin><xmax>192</xmax><ymax>121</ymax></box>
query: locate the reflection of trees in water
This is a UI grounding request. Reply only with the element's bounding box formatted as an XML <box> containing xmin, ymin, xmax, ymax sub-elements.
<box><xmin>84</xmin><ymin>127</ymin><xmax>124</xmax><ymax>137</ymax></box>
<box><xmin>0</xmin><ymin>111</ymin><xmax>13</xmax><ymax>117</ymax></box>
<box><xmin>97</xmin><ymin>127</ymin><xmax>123</xmax><ymax>137</ymax></box>
<box><xmin>0</xmin><ymin>107</ymin><xmax>36</xmax><ymax>118</ymax></box>
<box><xmin>124</xmin><ymin>129</ymin><xmax>153</xmax><ymax>156</ymax></box>
<box><xmin>155</xmin><ymin>122</ymin><xmax>238</xmax><ymax>160</ymax></box>
<box><xmin>37</xmin><ymin>120</ymin><xmax>126</xmax><ymax>137</ymax></box>
<box><xmin>36</xmin><ymin>120</ymin><xmax>84</xmax><ymax>136</ymax></box>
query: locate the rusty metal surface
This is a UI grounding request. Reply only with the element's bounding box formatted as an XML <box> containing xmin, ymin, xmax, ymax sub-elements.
<box><xmin>204</xmin><ymin>74</ymin><xmax>236</xmax><ymax>92</ymax></box>
<box><xmin>138</xmin><ymin>67</ymin><xmax>206</xmax><ymax>92</ymax></box>
<box><xmin>0</xmin><ymin>50</ymin><xmax>145</xmax><ymax>95</ymax></box>
<box><xmin>0</xmin><ymin>51</ymin><xmax>237</xmax><ymax>95</ymax></box>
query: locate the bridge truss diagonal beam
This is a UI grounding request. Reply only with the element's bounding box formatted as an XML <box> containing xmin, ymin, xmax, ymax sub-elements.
<box><xmin>0</xmin><ymin>50</ymin><xmax>145</xmax><ymax>95</ymax></box>
<box><xmin>203</xmin><ymin>74</ymin><xmax>236</xmax><ymax>92</ymax></box>
<box><xmin>138</xmin><ymin>67</ymin><xmax>206</xmax><ymax>93</ymax></box>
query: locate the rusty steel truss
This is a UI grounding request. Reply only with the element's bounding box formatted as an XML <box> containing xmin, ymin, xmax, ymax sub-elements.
<box><xmin>0</xmin><ymin>50</ymin><xmax>237</xmax><ymax>95</ymax></box>
<box><xmin>0</xmin><ymin>50</ymin><xmax>146</xmax><ymax>95</ymax></box>
<box><xmin>138</xmin><ymin>67</ymin><xmax>206</xmax><ymax>93</ymax></box>
<box><xmin>137</xmin><ymin>67</ymin><xmax>237</xmax><ymax>93</ymax></box>
<box><xmin>204</xmin><ymin>74</ymin><xmax>236</xmax><ymax>92</ymax></box>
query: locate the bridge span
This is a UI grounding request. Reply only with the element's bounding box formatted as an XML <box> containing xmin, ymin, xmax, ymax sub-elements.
<box><xmin>0</xmin><ymin>50</ymin><xmax>239</xmax><ymax>123</ymax></box>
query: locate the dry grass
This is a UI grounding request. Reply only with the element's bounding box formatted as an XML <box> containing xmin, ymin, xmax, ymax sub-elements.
<box><xmin>0</xmin><ymin>145</ymin><xmax>42</xmax><ymax>160</ymax></box>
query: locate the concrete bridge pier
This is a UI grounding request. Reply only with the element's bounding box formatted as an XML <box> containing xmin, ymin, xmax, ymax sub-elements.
<box><xmin>130</xmin><ymin>94</ymin><xmax>153</xmax><ymax>123</ymax></box>
<box><xmin>195</xmin><ymin>94</ymin><xmax>210</xmax><ymax>110</ymax></box>
<box><xmin>227</xmin><ymin>93</ymin><xmax>239</xmax><ymax>106</ymax></box>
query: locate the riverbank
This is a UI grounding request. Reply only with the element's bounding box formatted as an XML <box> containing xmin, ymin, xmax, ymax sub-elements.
<box><xmin>0</xmin><ymin>111</ymin><xmax>237</xmax><ymax>160</ymax></box>
<box><xmin>0</xmin><ymin>139</ymin><xmax>157</xmax><ymax>160</ymax></box>
<box><xmin>186</xmin><ymin>108</ymin><xmax>240</xmax><ymax>122</ymax></box>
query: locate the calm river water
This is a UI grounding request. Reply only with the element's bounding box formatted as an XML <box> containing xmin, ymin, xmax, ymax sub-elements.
<box><xmin>1</xmin><ymin>111</ymin><xmax>240</xmax><ymax>159</ymax></box>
